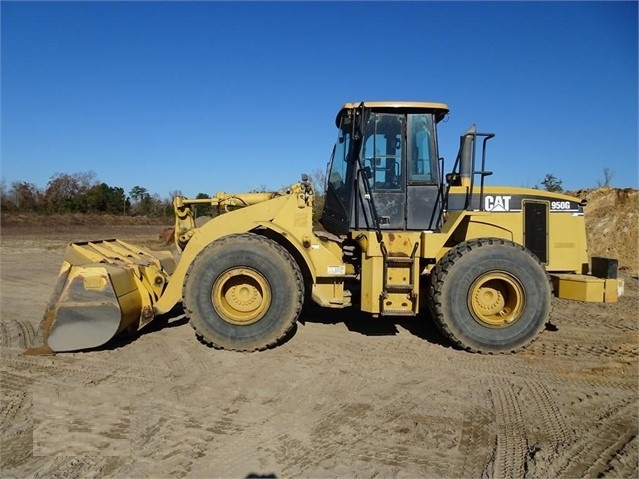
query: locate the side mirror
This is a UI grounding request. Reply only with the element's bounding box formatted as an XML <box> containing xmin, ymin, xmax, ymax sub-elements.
<box><xmin>363</xmin><ymin>166</ymin><xmax>373</xmax><ymax>179</ymax></box>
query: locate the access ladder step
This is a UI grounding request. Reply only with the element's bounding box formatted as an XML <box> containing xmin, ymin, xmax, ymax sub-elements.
<box><xmin>381</xmin><ymin>309</ymin><xmax>416</xmax><ymax>317</ymax></box>
<box><xmin>385</xmin><ymin>256</ymin><xmax>414</xmax><ymax>265</ymax></box>
<box><xmin>385</xmin><ymin>284</ymin><xmax>414</xmax><ymax>293</ymax></box>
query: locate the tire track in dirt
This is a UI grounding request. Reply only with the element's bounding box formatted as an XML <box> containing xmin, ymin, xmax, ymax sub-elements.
<box><xmin>90</xmin><ymin>320</ymin><xmax>218</xmax><ymax>378</ymax></box>
<box><xmin>125</xmin><ymin>381</ymin><xmax>313</xmax><ymax>478</ymax></box>
<box><xmin>535</xmin><ymin>396</ymin><xmax>638</xmax><ymax>478</ymax></box>
<box><xmin>456</xmin><ymin>389</ymin><xmax>496</xmax><ymax>478</ymax></box>
<box><xmin>278</xmin><ymin>320</ymin><xmax>594</xmax><ymax>478</ymax></box>
<box><xmin>0</xmin><ymin>390</ymin><xmax>33</xmax><ymax>471</ymax></box>
<box><xmin>185</xmin><ymin>353</ymin><xmax>453</xmax><ymax>478</ymax></box>
<box><xmin>1</xmin><ymin>354</ymin><xmax>164</xmax><ymax>388</ymax></box>
<box><xmin>525</xmin><ymin>338</ymin><xmax>639</xmax><ymax>360</ymax></box>
<box><xmin>246</xmin><ymin>359</ymin><xmax>385</xmax><ymax>477</ymax></box>
<box><xmin>488</xmin><ymin>377</ymin><xmax>528</xmax><ymax>479</ymax></box>
<box><xmin>518</xmin><ymin>379</ymin><xmax>573</xmax><ymax>447</ymax></box>
<box><xmin>254</xmin><ymin>357</ymin><xmax>481</xmax><ymax>478</ymax></box>
<box><xmin>273</xmin><ymin>394</ymin><xmax>431</xmax><ymax>478</ymax></box>
<box><xmin>0</xmin><ymin>360</ymin><xmax>35</xmax><ymax>471</ymax></box>
<box><xmin>0</xmin><ymin>350</ymin><xmax>167</xmax><ymax>474</ymax></box>
<box><xmin>477</xmin><ymin>373</ymin><xmax>580</xmax><ymax>478</ymax></box>
<box><xmin>583</xmin><ymin>429</ymin><xmax>638</xmax><ymax>479</ymax></box>
<box><xmin>594</xmin><ymin>432</ymin><xmax>638</xmax><ymax>479</ymax></box>
<box><xmin>482</xmin><ymin>373</ymin><xmax>583</xmax><ymax>478</ymax></box>
<box><xmin>0</xmin><ymin>321</ymin><xmax>8</xmax><ymax>349</ymax></box>
<box><xmin>0</xmin><ymin>319</ymin><xmax>35</xmax><ymax>350</ymax></box>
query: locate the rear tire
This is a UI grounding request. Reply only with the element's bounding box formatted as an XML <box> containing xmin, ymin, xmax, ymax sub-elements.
<box><xmin>428</xmin><ymin>238</ymin><xmax>552</xmax><ymax>353</ymax></box>
<box><xmin>183</xmin><ymin>233</ymin><xmax>304</xmax><ymax>351</ymax></box>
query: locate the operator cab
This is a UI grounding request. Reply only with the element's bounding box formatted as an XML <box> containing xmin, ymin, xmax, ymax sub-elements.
<box><xmin>322</xmin><ymin>101</ymin><xmax>449</xmax><ymax>235</ymax></box>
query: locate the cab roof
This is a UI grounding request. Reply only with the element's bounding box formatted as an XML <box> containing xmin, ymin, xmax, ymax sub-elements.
<box><xmin>337</xmin><ymin>101</ymin><xmax>450</xmax><ymax>126</ymax></box>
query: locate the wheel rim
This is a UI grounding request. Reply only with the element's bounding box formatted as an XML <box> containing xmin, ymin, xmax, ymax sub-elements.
<box><xmin>212</xmin><ymin>268</ymin><xmax>271</xmax><ymax>325</ymax></box>
<box><xmin>468</xmin><ymin>271</ymin><xmax>525</xmax><ymax>328</ymax></box>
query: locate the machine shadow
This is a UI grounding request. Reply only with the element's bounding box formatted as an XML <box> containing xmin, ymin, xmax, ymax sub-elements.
<box><xmin>94</xmin><ymin>303</ymin><xmax>452</xmax><ymax>354</ymax></box>
<box><xmin>299</xmin><ymin>303</ymin><xmax>452</xmax><ymax>349</ymax></box>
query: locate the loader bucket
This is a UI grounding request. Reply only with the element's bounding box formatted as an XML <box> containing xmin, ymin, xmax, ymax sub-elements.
<box><xmin>24</xmin><ymin>239</ymin><xmax>174</xmax><ymax>355</ymax></box>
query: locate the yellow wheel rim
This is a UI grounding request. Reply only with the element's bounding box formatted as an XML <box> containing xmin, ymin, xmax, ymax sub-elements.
<box><xmin>212</xmin><ymin>268</ymin><xmax>271</xmax><ymax>325</ymax></box>
<box><xmin>468</xmin><ymin>271</ymin><xmax>525</xmax><ymax>327</ymax></box>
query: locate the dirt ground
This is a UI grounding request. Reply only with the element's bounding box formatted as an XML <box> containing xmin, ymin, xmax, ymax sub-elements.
<box><xmin>1</xmin><ymin>221</ymin><xmax>638</xmax><ymax>479</ymax></box>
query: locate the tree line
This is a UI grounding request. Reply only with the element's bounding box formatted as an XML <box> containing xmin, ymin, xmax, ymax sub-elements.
<box><xmin>0</xmin><ymin>169</ymin><xmax>329</xmax><ymax>219</ymax></box>
<box><xmin>0</xmin><ymin>171</ymin><xmax>190</xmax><ymax>217</ymax></box>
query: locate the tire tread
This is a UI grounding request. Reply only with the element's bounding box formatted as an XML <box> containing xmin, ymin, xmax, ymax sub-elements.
<box><xmin>428</xmin><ymin>237</ymin><xmax>553</xmax><ymax>354</ymax></box>
<box><xmin>183</xmin><ymin>233</ymin><xmax>304</xmax><ymax>352</ymax></box>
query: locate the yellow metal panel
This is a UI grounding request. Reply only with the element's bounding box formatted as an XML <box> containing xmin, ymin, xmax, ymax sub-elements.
<box><xmin>337</xmin><ymin>101</ymin><xmax>450</xmax><ymax>126</ymax></box>
<box><xmin>463</xmin><ymin>215</ymin><xmax>518</xmax><ymax>243</ymax></box>
<box><xmin>360</xmin><ymin>254</ymin><xmax>383</xmax><ymax>314</ymax></box>
<box><xmin>311</xmin><ymin>279</ymin><xmax>348</xmax><ymax>308</ymax></box>
<box><xmin>356</xmin><ymin>231</ymin><xmax>421</xmax><ymax>315</ymax></box>
<box><xmin>341</xmin><ymin>101</ymin><xmax>449</xmax><ymax>111</ymax></box>
<box><xmin>420</xmin><ymin>231</ymin><xmax>449</xmax><ymax>262</ymax></box>
<box><xmin>604</xmin><ymin>279</ymin><xmax>619</xmax><ymax>303</ymax></box>
<box><xmin>551</xmin><ymin>274</ymin><xmax>620</xmax><ymax>303</ymax></box>
<box><xmin>547</xmin><ymin>213</ymin><xmax>589</xmax><ymax>272</ymax></box>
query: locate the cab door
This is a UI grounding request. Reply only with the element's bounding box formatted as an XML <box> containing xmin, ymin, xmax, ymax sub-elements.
<box><xmin>359</xmin><ymin>113</ymin><xmax>406</xmax><ymax>230</ymax></box>
<box><xmin>405</xmin><ymin>114</ymin><xmax>442</xmax><ymax>231</ymax></box>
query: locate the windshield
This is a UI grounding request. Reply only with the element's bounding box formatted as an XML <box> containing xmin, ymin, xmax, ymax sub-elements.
<box><xmin>327</xmin><ymin>122</ymin><xmax>352</xmax><ymax>208</ymax></box>
<box><xmin>321</xmin><ymin>115</ymin><xmax>355</xmax><ymax>234</ymax></box>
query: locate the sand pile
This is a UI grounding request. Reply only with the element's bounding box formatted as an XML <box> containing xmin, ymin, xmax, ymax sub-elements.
<box><xmin>571</xmin><ymin>187</ymin><xmax>638</xmax><ymax>272</ymax></box>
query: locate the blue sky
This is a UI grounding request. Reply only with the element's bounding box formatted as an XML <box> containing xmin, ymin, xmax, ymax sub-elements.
<box><xmin>2</xmin><ymin>1</ymin><xmax>637</xmax><ymax>198</ymax></box>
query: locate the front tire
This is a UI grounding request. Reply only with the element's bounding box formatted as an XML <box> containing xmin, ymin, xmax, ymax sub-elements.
<box><xmin>183</xmin><ymin>233</ymin><xmax>304</xmax><ymax>351</ymax></box>
<box><xmin>428</xmin><ymin>238</ymin><xmax>552</xmax><ymax>353</ymax></box>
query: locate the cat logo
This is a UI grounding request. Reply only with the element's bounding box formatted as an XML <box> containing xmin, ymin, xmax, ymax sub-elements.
<box><xmin>484</xmin><ymin>195</ymin><xmax>512</xmax><ymax>212</ymax></box>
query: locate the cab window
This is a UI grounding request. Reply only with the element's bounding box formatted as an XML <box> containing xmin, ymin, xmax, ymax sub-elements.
<box><xmin>361</xmin><ymin>113</ymin><xmax>404</xmax><ymax>190</ymax></box>
<box><xmin>408</xmin><ymin>114</ymin><xmax>436</xmax><ymax>184</ymax></box>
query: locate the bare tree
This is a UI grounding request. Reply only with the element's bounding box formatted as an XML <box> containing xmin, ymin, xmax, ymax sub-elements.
<box><xmin>596</xmin><ymin>167</ymin><xmax>614</xmax><ymax>187</ymax></box>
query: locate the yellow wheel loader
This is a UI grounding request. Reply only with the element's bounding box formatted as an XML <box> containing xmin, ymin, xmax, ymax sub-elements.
<box><xmin>25</xmin><ymin>101</ymin><xmax>624</xmax><ymax>355</ymax></box>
